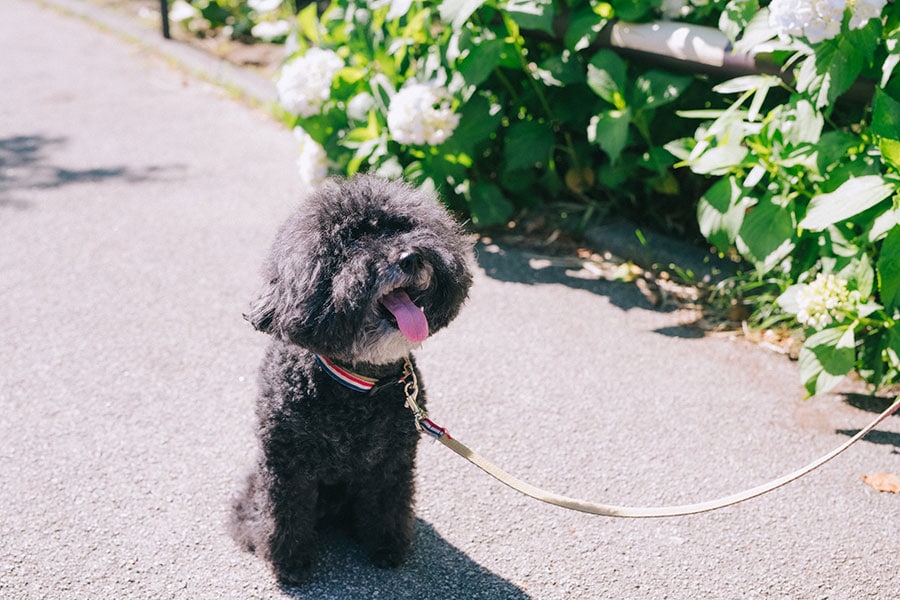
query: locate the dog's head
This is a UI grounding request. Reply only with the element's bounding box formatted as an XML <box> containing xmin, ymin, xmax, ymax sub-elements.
<box><xmin>247</xmin><ymin>175</ymin><xmax>474</xmax><ymax>365</ymax></box>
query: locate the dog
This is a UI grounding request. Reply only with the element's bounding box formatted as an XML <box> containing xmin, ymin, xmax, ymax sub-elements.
<box><xmin>229</xmin><ymin>175</ymin><xmax>474</xmax><ymax>584</ymax></box>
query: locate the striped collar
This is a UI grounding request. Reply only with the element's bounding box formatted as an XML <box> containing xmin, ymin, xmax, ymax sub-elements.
<box><xmin>314</xmin><ymin>355</ymin><xmax>379</xmax><ymax>393</ymax></box>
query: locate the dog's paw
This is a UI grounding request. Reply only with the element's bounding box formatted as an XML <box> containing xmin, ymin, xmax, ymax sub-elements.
<box><xmin>271</xmin><ymin>551</ymin><xmax>316</xmax><ymax>587</ymax></box>
<box><xmin>368</xmin><ymin>540</ymin><xmax>411</xmax><ymax>569</ymax></box>
<box><xmin>273</xmin><ymin>559</ymin><xmax>314</xmax><ymax>587</ymax></box>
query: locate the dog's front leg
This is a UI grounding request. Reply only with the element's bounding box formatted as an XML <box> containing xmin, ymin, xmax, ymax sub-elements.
<box><xmin>352</xmin><ymin>456</ymin><xmax>416</xmax><ymax>568</ymax></box>
<box><xmin>263</xmin><ymin>468</ymin><xmax>319</xmax><ymax>585</ymax></box>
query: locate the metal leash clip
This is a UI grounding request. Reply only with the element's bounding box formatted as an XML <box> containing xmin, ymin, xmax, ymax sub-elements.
<box><xmin>400</xmin><ymin>356</ymin><xmax>425</xmax><ymax>432</ymax></box>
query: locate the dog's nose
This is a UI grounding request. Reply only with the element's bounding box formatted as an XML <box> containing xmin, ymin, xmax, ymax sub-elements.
<box><xmin>398</xmin><ymin>249</ymin><xmax>424</xmax><ymax>274</ymax></box>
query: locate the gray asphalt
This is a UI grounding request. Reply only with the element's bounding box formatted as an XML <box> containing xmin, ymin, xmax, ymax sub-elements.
<box><xmin>1</xmin><ymin>1</ymin><xmax>898</xmax><ymax>598</ymax></box>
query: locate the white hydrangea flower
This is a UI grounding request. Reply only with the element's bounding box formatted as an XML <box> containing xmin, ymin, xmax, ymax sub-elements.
<box><xmin>386</xmin><ymin>83</ymin><xmax>460</xmax><ymax>146</ymax></box>
<box><xmin>769</xmin><ymin>0</ymin><xmax>845</xmax><ymax>43</ymax></box>
<box><xmin>169</xmin><ymin>0</ymin><xmax>199</xmax><ymax>22</ymax></box>
<box><xmin>794</xmin><ymin>273</ymin><xmax>862</xmax><ymax>329</ymax></box>
<box><xmin>251</xmin><ymin>20</ymin><xmax>291</xmax><ymax>41</ymax></box>
<box><xmin>347</xmin><ymin>92</ymin><xmax>375</xmax><ymax>122</ymax></box>
<box><xmin>248</xmin><ymin>0</ymin><xmax>283</xmax><ymax>13</ymax></box>
<box><xmin>294</xmin><ymin>128</ymin><xmax>330</xmax><ymax>190</ymax></box>
<box><xmin>276</xmin><ymin>48</ymin><xmax>344</xmax><ymax>118</ymax></box>
<box><xmin>848</xmin><ymin>0</ymin><xmax>887</xmax><ymax>29</ymax></box>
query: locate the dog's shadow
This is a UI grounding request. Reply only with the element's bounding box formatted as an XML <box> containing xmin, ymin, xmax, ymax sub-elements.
<box><xmin>280</xmin><ymin>519</ymin><xmax>530</xmax><ymax>599</ymax></box>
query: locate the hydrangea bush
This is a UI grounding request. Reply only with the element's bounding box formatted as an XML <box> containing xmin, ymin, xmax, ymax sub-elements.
<box><xmin>273</xmin><ymin>0</ymin><xmax>899</xmax><ymax>396</ymax></box>
<box><xmin>275</xmin><ymin>0</ymin><xmax>704</xmax><ymax>227</ymax></box>
<box><xmin>169</xmin><ymin>0</ymin><xmax>294</xmax><ymax>42</ymax></box>
<box><xmin>666</xmin><ymin>0</ymin><xmax>899</xmax><ymax>395</ymax></box>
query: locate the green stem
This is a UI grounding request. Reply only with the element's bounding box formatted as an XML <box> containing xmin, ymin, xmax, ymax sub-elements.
<box><xmin>498</xmin><ymin>12</ymin><xmax>577</xmax><ymax>176</ymax></box>
<box><xmin>500</xmin><ymin>12</ymin><xmax>552</xmax><ymax>115</ymax></box>
<box><xmin>493</xmin><ymin>66</ymin><xmax>519</xmax><ymax>105</ymax></box>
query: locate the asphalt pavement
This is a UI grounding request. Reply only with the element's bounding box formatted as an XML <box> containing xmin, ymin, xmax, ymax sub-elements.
<box><xmin>1</xmin><ymin>1</ymin><xmax>898</xmax><ymax>598</ymax></box>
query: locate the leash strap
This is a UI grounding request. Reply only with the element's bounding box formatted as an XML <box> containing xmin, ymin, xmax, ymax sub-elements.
<box><xmin>401</xmin><ymin>359</ymin><xmax>900</xmax><ymax>517</ymax></box>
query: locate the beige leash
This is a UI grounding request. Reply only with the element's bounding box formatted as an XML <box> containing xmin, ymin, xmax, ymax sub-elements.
<box><xmin>401</xmin><ymin>358</ymin><xmax>900</xmax><ymax>518</ymax></box>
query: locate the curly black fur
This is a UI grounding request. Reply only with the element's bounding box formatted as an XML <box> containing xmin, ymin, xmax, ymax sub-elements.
<box><xmin>229</xmin><ymin>175</ymin><xmax>474</xmax><ymax>584</ymax></box>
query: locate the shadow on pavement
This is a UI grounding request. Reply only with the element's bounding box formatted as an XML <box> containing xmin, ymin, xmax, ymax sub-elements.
<box><xmin>0</xmin><ymin>134</ymin><xmax>182</xmax><ymax>206</ymax></box>
<box><xmin>279</xmin><ymin>519</ymin><xmax>529</xmax><ymax>599</ymax></box>
<box><xmin>652</xmin><ymin>324</ymin><xmax>706</xmax><ymax>339</ymax></box>
<box><xmin>835</xmin><ymin>428</ymin><xmax>900</xmax><ymax>450</ymax></box>
<box><xmin>841</xmin><ymin>393</ymin><xmax>900</xmax><ymax>415</ymax></box>
<box><xmin>836</xmin><ymin>393</ymin><xmax>900</xmax><ymax>451</ymax></box>
<box><xmin>474</xmin><ymin>238</ymin><xmax>657</xmax><ymax>312</ymax></box>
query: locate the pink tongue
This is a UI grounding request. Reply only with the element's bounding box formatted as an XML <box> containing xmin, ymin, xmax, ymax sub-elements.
<box><xmin>380</xmin><ymin>290</ymin><xmax>429</xmax><ymax>342</ymax></box>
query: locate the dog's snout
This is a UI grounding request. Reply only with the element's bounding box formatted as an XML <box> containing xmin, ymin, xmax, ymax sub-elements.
<box><xmin>398</xmin><ymin>249</ymin><xmax>424</xmax><ymax>274</ymax></box>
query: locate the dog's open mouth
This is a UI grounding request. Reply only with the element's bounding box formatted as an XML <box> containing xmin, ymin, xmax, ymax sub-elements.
<box><xmin>379</xmin><ymin>289</ymin><xmax>429</xmax><ymax>343</ymax></box>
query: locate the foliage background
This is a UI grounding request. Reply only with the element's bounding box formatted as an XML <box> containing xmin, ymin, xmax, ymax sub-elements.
<box><xmin>173</xmin><ymin>0</ymin><xmax>900</xmax><ymax>397</ymax></box>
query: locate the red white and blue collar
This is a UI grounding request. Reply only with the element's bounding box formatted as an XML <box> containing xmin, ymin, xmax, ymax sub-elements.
<box><xmin>314</xmin><ymin>355</ymin><xmax>379</xmax><ymax>393</ymax></box>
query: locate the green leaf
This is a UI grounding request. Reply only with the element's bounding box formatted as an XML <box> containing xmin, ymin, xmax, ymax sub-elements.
<box><xmin>505</xmin><ymin>0</ymin><xmax>554</xmax><ymax>34</ymax></box>
<box><xmin>719</xmin><ymin>0</ymin><xmax>759</xmax><ymax>43</ymax></box>
<box><xmin>630</xmin><ymin>70</ymin><xmax>692</xmax><ymax>110</ymax></box>
<box><xmin>500</xmin><ymin>168</ymin><xmax>538</xmax><ymax>194</ymax></box>
<box><xmin>733</xmin><ymin>8</ymin><xmax>777</xmax><ymax>54</ymax></box>
<box><xmin>540</xmin><ymin>53</ymin><xmax>585</xmax><ymax>86</ymax></box>
<box><xmin>697</xmin><ymin>176</ymin><xmax>748</xmax><ymax>250</ymax></box>
<box><xmin>816</xmin><ymin>131</ymin><xmax>858</xmax><ymax>172</ymax></box>
<box><xmin>800</xmin><ymin>176</ymin><xmax>895</xmax><ymax>231</ymax></box>
<box><xmin>445</xmin><ymin>93</ymin><xmax>502</xmax><ymax>154</ymax></box>
<box><xmin>386</xmin><ymin>0</ymin><xmax>414</xmax><ymax>21</ymax></box>
<box><xmin>777</xmin><ymin>284</ymin><xmax>802</xmax><ymax>315</ymax></box>
<box><xmin>587</xmin><ymin>50</ymin><xmax>627</xmax><ymax>108</ymax></box>
<box><xmin>713</xmin><ymin>74</ymin><xmax>777</xmax><ymax>95</ymax></box>
<box><xmin>872</xmin><ymin>87</ymin><xmax>900</xmax><ymax>138</ymax></box>
<box><xmin>424</xmin><ymin>150</ymin><xmax>469</xmax><ymax>182</ymax></box>
<box><xmin>880</xmin><ymin>139</ymin><xmax>900</xmax><ymax>170</ymax></box>
<box><xmin>565</xmin><ymin>8</ymin><xmax>606</xmax><ymax>51</ymax></box>
<box><xmin>639</xmin><ymin>146</ymin><xmax>676</xmax><ymax>173</ymax></box>
<box><xmin>802</xmin><ymin>28</ymin><xmax>877</xmax><ymax>109</ymax></box>
<box><xmin>775</xmin><ymin>99</ymin><xmax>823</xmax><ymax>146</ymax></box>
<box><xmin>611</xmin><ymin>0</ymin><xmax>651</xmax><ymax>21</ymax></box>
<box><xmin>297</xmin><ymin>112</ymin><xmax>344</xmax><ymax>147</ymax></box>
<box><xmin>469</xmin><ymin>182</ymin><xmax>514</xmax><ymax>226</ymax></box>
<box><xmin>736</xmin><ymin>195</ymin><xmax>795</xmax><ymax>274</ymax></box>
<box><xmin>439</xmin><ymin>0</ymin><xmax>487</xmax><ymax>29</ymax></box>
<box><xmin>798</xmin><ymin>326</ymin><xmax>856</xmax><ymax>396</ymax></box>
<box><xmin>869</xmin><ymin>205</ymin><xmax>900</xmax><ymax>242</ymax></box>
<box><xmin>858</xmin><ymin>327</ymin><xmax>887</xmax><ymax>386</ymax></box>
<box><xmin>336</xmin><ymin>66</ymin><xmax>366</xmax><ymax>88</ymax></box>
<box><xmin>663</xmin><ymin>137</ymin><xmax>693</xmax><ymax>161</ymax></box>
<box><xmin>881</xmin><ymin>48</ymin><xmax>900</xmax><ymax>88</ymax></box>
<box><xmin>685</xmin><ymin>145</ymin><xmax>748</xmax><ymax>176</ymax></box>
<box><xmin>297</xmin><ymin>2</ymin><xmax>320</xmax><ymax>43</ymax></box>
<box><xmin>887</xmin><ymin>325</ymin><xmax>900</xmax><ymax>375</ymax></box>
<box><xmin>459</xmin><ymin>38</ymin><xmax>505</xmax><ymax>87</ymax></box>
<box><xmin>872</xmin><ymin>88</ymin><xmax>900</xmax><ymax>169</ymax></box>
<box><xmin>502</xmin><ymin>120</ymin><xmax>554</xmax><ymax>172</ymax></box>
<box><xmin>587</xmin><ymin>109</ymin><xmax>630</xmax><ymax>164</ymax></box>
<box><xmin>346</xmin><ymin>136</ymin><xmax>387</xmax><ymax>175</ymax></box>
<box><xmin>837</xmin><ymin>254</ymin><xmax>875</xmax><ymax>298</ymax></box>
<box><xmin>877</xmin><ymin>225</ymin><xmax>900</xmax><ymax>311</ymax></box>
<box><xmin>597</xmin><ymin>157</ymin><xmax>634</xmax><ymax>189</ymax></box>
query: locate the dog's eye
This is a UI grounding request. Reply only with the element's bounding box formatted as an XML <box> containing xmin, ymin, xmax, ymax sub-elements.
<box><xmin>344</xmin><ymin>217</ymin><xmax>412</xmax><ymax>242</ymax></box>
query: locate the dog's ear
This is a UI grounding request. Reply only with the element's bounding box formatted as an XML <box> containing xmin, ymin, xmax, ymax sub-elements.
<box><xmin>244</xmin><ymin>280</ymin><xmax>279</xmax><ymax>333</ymax></box>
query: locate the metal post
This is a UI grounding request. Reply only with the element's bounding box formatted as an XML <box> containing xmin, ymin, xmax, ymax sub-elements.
<box><xmin>160</xmin><ymin>0</ymin><xmax>171</xmax><ymax>39</ymax></box>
